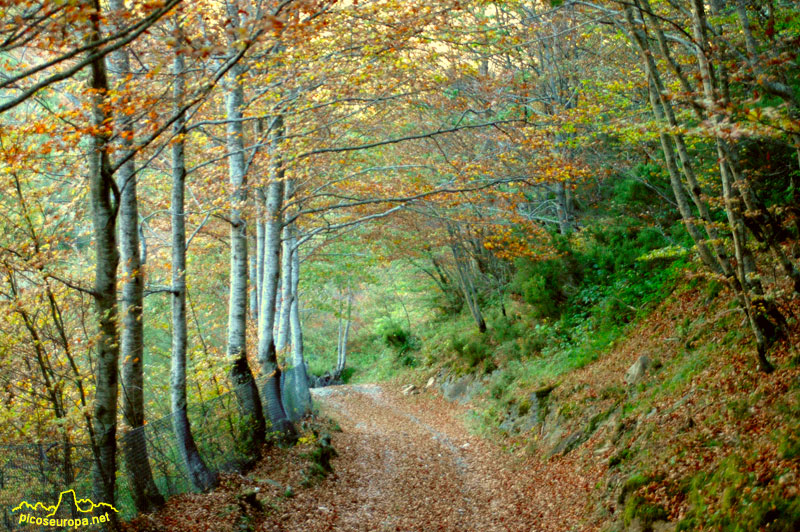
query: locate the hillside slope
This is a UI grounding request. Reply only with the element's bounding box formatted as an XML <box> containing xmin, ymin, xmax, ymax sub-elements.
<box><xmin>418</xmin><ymin>283</ymin><xmax>800</xmax><ymax>531</ymax></box>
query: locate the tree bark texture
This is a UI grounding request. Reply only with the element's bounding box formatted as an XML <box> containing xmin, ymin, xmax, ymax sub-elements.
<box><xmin>282</xmin><ymin>225</ymin><xmax>312</xmax><ymax>421</ymax></box>
<box><xmin>256</xmin><ymin>114</ymin><xmax>295</xmax><ymax>440</ymax></box>
<box><xmin>110</xmin><ymin>0</ymin><xmax>165</xmax><ymax>513</ymax></box>
<box><xmin>171</xmin><ymin>49</ymin><xmax>218</xmax><ymax>492</ymax></box>
<box><xmin>87</xmin><ymin>2</ymin><xmax>120</xmax><ymax>525</ymax></box>
<box><xmin>336</xmin><ymin>289</ymin><xmax>352</xmax><ymax>377</ymax></box>
<box><xmin>224</xmin><ymin>45</ymin><xmax>267</xmax><ymax>451</ymax></box>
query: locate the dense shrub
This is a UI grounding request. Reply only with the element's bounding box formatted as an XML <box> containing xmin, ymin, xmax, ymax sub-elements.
<box><xmin>512</xmin><ymin>236</ymin><xmax>583</xmax><ymax>319</ymax></box>
<box><xmin>512</xmin><ymin>217</ymin><xmax>684</xmax><ymax>328</ymax></box>
<box><xmin>375</xmin><ymin>317</ymin><xmax>419</xmax><ymax>366</ymax></box>
<box><xmin>376</xmin><ymin>318</ymin><xmax>413</xmax><ymax>351</ymax></box>
<box><xmin>450</xmin><ymin>333</ymin><xmax>491</xmax><ymax>368</ymax></box>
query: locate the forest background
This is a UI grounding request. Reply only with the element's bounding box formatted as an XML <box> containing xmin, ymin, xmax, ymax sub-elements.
<box><xmin>1</xmin><ymin>0</ymin><xmax>799</xmax><ymax>530</ymax></box>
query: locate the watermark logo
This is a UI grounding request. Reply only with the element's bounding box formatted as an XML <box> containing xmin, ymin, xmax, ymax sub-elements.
<box><xmin>12</xmin><ymin>489</ymin><xmax>118</xmax><ymax>528</ymax></box>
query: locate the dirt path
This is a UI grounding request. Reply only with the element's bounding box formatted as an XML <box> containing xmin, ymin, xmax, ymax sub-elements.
<box><xmin>257</xmin><ymin>384</ymin><xmax>600</xmax><ymax>532</ymax></box>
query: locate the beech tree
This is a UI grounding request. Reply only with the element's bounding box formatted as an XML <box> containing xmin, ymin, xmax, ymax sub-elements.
<box><xmin>257</xmin><ymin>114</ymin><xmax>297</xmax><ymax>438</ymax></box>
<box><xmin>1</xmin><ymin>0</ymin><xmax>193</xmax><ymax>513</ymax></box>
<box><xmin>223</xmin><ymin>0</ymin><xmax>267</xmax><ymax>453</ymax></box>
<box><xmin>85</xmin><ymin>0</ymin><xmax>122</xmax><ymax>517</ymax></box>
<box><xmin>110</xmin><ymin>0</ymin><xmax>166</xmax><ymax>513</ymax></box>
<box><xmin>169</xmin><ymin>25</ymin><xmax>218</xmax><ymax>492</ymax></box>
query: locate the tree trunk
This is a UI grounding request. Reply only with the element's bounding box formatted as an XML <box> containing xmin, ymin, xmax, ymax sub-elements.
<box><xmin>555</xmin><ymin>180</ymin><xmax>572</xmax><ymax>235</ymax></box>
<box><xmin>87</xmin><ymin>2</ymin><xmax>120</xmax><ymax>525</ymax></box>
<box><xmin>276</xmin><ymin>223</ymin><xmax>292</xmax><ymax>354</ymax></box>
<box><xmin>336</xmin><ymin>289</ymin><xmax>352</xmax><ymax>377</ymax></box>
<box><xmin>284</xmin><ymin>227</ymin><xmax>312</xmax><ymax>420</ymax></box>
<box><xmin>171</xmin><ymin>48</ymin><xmax>217</xmax><ymax>492</ymax></box>
<box><xmin>256</xmin><ymin>187</ymin><xmax>266</xmax><ymax>319</ymax></box>
<box><xmin>642</xmin><ymin>0</ymin><xmax>800</xmax><ymax>295</ymax></box>
<box><xmin>628</xmin><ymin>1</ymin><xmax>780</xmax><ymax>372</ymax></box>
<box><xmin>250</xmin><ymin>244</ymin><xmax>259</xmax><ymax>320</ymax></box>
<box><xmin>15</xmin><ymin>304</ymin><xmax>77</xmax><ymax>487</ymax></box>
<box><xmin>110</xmin><ymin>0</ymin><xmax>164</xmax><ymax>513</ymax></box>
<box><xmin>256</xmin><ymin>114</ymin><xmax>295</xmax><ymax>441</ymax></box>
<box><xmin>276</xmin><ymin>172</ymin><xmax>295</xmax><ymax>356</ymax></box>
<box><xmin>625</xmin><ymin>6</ymin><xmax>731</xmax><ymax>277</ymax></box>
<box><xmin>225</xmin><ymin>49</ymin><xmax>266</xmax><ymax>452</ymax></box>
<box><xmin>276</xmin><ymin>179</ymin><xmax>296</xmax><ymax>417</ymax></box>
<box><xmin>689</xmin><ymin>0</ymin><xmax>778</xmax><ymax>371</ymax></box>
<box><xmin>448</xmin><ymin>226</ymin><xmax>486</xmax><ymax>333</ymax></box>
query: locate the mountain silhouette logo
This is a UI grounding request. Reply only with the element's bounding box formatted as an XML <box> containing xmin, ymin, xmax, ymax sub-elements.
<box><xmin>12</xmin><ymin>490</ymin><xmax>118</xmax><ymax>528</ymax></box>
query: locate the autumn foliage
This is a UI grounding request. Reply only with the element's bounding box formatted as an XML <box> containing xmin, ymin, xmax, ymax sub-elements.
<box><xmin>1</xmin><ymin>0</ymin><xmax>799</xmax><ymax>530</ymax></box>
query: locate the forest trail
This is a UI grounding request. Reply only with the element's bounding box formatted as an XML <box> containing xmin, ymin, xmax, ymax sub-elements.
<box><xmin>257</xmin><ymin>384</ymin><xmax>600</xmax><ymax>532</ymax></box>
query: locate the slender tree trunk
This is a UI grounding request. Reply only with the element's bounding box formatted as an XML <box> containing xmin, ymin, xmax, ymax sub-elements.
<box><xmin>276</xmin><ymin>175</ymin><xmax>296</xmax><ymax>355</ymax></box>
<box><xmin>689</xmin><ymin>0</ymin><xmax>778</xmax><ymax>371</ymax></box>
<box><xmin>256</xmin><ymin>114</ymin><xmax>295</xmax><ymax>440</ymax></box>
<box><xmin>642</xmin><ymin>0</ymin><xmax>800</xmax><ymax>294</ymax></box>
<box><xmin>734</xmin><ymin>0</ymin><xmax>759</xmax><ymax>60</ymax></box>
<box><xmin>448</xmin><ymin>227</ymin><xmax>486</xmax><ymax>333</ymax></box>
<box><xmin>709</xmin><ymin>8</ymin><xmax>800</xmax><ymax>295</ymax></box>
<box><xmin>336</xmin><ymin>289</ymin><xmax>352</xmax><ymax>377</ymax></box>
<box><xmin>15</xmin><ymin>304</ymin><xmax>76</xmax><ymax>486</ymax></box>
<box><xmin>87</xmin><ymin>2</ymin><xmax>120</xmax><ymax>524</ymax></box>
<box><xmin>225</xmin><ymin>48</ymin><xmax>266</xmax><ymax>452</ymax></box>
<box><xmin>284</xmin><ymin>227</ymin><xmax>312</xmax><ymax>420</ymax></box>
<box><xmin>110</xmin><ymin>0</ymin><xmax>164</xmax><ymax>512</ymax></box>
<box><xmin>337</xmin><ymin>315</ymin><xmax>344</xmax><ymax>377</ymax></box>
<box><xmin>276</xmin><ymin>183</ymin><xmax>296</xmax><ymax>417</ymax></box>
<box><xmin>171</xmin><ymin>48</ymin><xmax>217</xmax><ymax>492</ymax></box>
<box><xmin>718</xmin><ymin>159</ymin><xmax>775</xmax><ymax>371</ymax></box>
<box><xmin>337</xmin><ymin>295</ymin><xmax>344</xmax><ymax>378</ymax></box>
<box><xmin>628</xmin><ymin>1</ymin><xmax>781</xmax><ymax>372</ymax></box>
<box><xmin>276</xmin><ymin>223</ymin><xmax>292</xmax><ymax>354</ymax></box>
<box><xmin>339</xmin><ymin>320</ymin><xmax>351</xmax><ymax>375</ymax></box>
<box><xmin>625</xmin><ymin>6</ymin><xmax>730</xmax><ymax>277</ymax></box>
<box><xmin>250</xmin><ymin>245</ymin><xmax>259</xmax><ymax>320</ymax></box>
<box><xmin>555</xmin><ymin>182</ymin><xmax>572</xmax><ymax>235</ymax></box>
<box><xmin>256</xmin><ymin>193</ymin><xmax>266</xmax><ymax>318</ymax></box>
<box><xmin>46</xmin><ymin>287</ymin><xmax>97</xmax><ymax>480</ymax></box>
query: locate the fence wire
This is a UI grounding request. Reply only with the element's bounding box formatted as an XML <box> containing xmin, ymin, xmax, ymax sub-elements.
<box><xmin>1</xmin><ymin>376</ymin><xmax>269</xmax><ymax>531</ymax></box>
